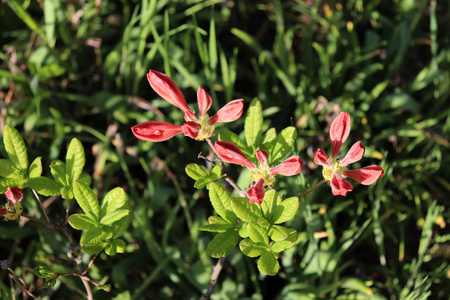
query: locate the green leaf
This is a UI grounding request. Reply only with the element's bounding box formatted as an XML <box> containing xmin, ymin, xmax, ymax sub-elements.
<box><xmin>82</xmin><ymin>243</ymin><xmax>108</xmax><ymax>255</ymax></box>
<box><xmin>28</xmin><ymin>157</ymin><xmax>42</xmax><ymax>178</ymax></box>
<box><xmin>272</xmin><ymin>197</ymin><xmax>299</xmax><ymax>224</ymax></box>
<box><xmin>50</xmin><ymin>160</ymin><xmax>67</xmax><ymax>185</ymax></box>
<box><xmin>248</xmin><ymin>222</ymin><xmax>269</xmax><ymax>245</ymax></box>
<box><xmin>37</xmin><ymin>64</ymin><xmax>65</xmax><ymax>79</ymax></box>
<box><xmin>73</xmin><ymin>182</ymin><xmax>100</xmax><ymax>221</ymax></box>
<box><xmin>261</xmin><ymin>190</ymin><xmax>279</xmax><ymax>220</ymax></box>
<box><xmin>68</xmin><ymin>214</ymin><xmax>98</xmax><ymax>230</ymax></box>
<box><xmin>262</xmin><ymin>128</ymin><xmax>277</xmax><ymax>144</ymax></box>
<box><xmin>239</xmin><ymin>238</ymin><xmax>268</xmax><ymax>257</ymax></box>
<box><xmin>100</xmin><ymin>209</ymin><xmax>129</xmax><ymax>225</ymax></box>
<box><xmin>28</xmin><ymin>177</ymin><xmax>63</xmax><ymax>196</ymax></box>
<box><xmin>66</xmin><ymin>138</ymin><xmax>85</xmax><ymax>185</ymax></box>
<box><xmin>198</xmin><ymin>223</ymin><xmax>235</xmax><ymax>233</ymax></box>
<box><xmin>101</xmin><ymin>187</ymin><xmax>127</xmax><ymax>217</ymax></box>
<box><xmin>105</xmin><ymin>239</ymin><xmax>126</xmax><ymax>256</ymax></box>
<box><xmin>206</xmin><ymin>229</ymin><xmax>239</xmax><ymax>258</ymax></box>
<box><xmin>245</xmin><ymin>98</ymin><xmax>263</xmax><ymax>148</ymax></box>
<box><xmin>185</xmin><ymin>163</ymin><xmax>208</xmax><ymax>180</ymax></box>
<box><xmin>60</xmin><ymin>186</ymin><xmax>73</xmax><ymax>200</ymax></box>
<box><xmin>210</xmin><ymin>165</ymin><xmax>222</xmax><ymax>181</ymax></box>
<box><xmin>33</xmin><ymin>266</ymin><xmax>56</xmax><ymax>279</ymax></box>
<box><xmin>231</xmin><ymin>197</ymin><xmax>263</xmax><ymax>223</ymax></box>
<box><xmin>208</xmin><ymin>215</ymin><xmax>228</xmax><ymax>224</ymax></box>
<box><xmin>268</xmin><ymin>126</ymin><xmax>297</xmax><ymax>165</ymax></box>
<box><xmin>269</xmin><ymin>225</ymin><xmax>298</xmax><ymax>242</ymax></box>
<box><xmin>80</xmin><ymin>227</ymin><xmax>104</xmax><ymax>245</ymax></box>
<box><xmin>0</xmin><ymin>159</ymin><xmax>14</xmax><ymax>177</ymax></box>
<box><xmin>0</xmin><ymin>177</ymin><xmax>27</xmax><ymax>193</ymax></box>
<box><xmin>209</xmin><ymin>182</ymin><xmax>237</xmax><ymax>224</ymax></box>
<box><xmin>257</xmin><ymin>251</ymin><xmax>280</xmax><ymax>275</ymax></box>
<box><xmin>270</xmin><ymin>240</ymin><xmax>295</xmax><ymax>253</ymax></box>
<box><xmin>194</xmin><ymin>177</ymin><xmax>213</xmax><ymax>189</ymax></box>
<box><xmin>3</xmin><ymin>126</ymin><xmax>28</xmax><ymax>175</ymax></box>
<box><xmin>239</xmin><ymin>222</ymin><xmax>249</xmax><ymax>238</ymax></box>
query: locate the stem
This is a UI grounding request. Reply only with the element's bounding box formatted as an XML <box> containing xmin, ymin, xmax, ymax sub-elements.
<box><xmin>32</xmin><ymin>189</ymin><xmax>51</xmax><ymax>223</ymax></box>
<box><xmin>297</xmin><ymin>179</ymin><xmax>327</xmax><ymax>199</ymax></box>
<box><xmin>200</xmin><ymin>256</ymin><xmax>227</xmax><ymax>300</ymax></box>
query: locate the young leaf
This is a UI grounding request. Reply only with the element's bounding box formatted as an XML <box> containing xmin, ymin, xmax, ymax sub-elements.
<box><xmin>209</xmin><ymin>182</ymin><xmax>236</xmax><ymax>223</ymax></box>
<box><xmin>210</xmin><ymin>165</ymin><xmax>222</xmax><ymax>181</ymax></box>
<box><xmin>239</xmin><ymin>238</ymin><xmax>268</xmax><ymax>257</ymax></box>
<box><xmin>257</xmin><ymin>251</ymin><xmax>280</xmax><ymax>276</ymax></box>
<box><xmin>248</xmin><ymin>222</ymin><xmax>269</xmax><ymax>245</ymax></box>
<box><xmin>66</xmin><ymin>138</ymin><xmax>86</xmax><ymax>185</ymax></box>
<box><xmin>28</xmin><ymin>157</ymin><xmax>42</xmax><ymax>178</ymax></box>
<box><xmin>270</xmin><ymin>240</ymin><xmax>295</xmax><ymax>253</ymax></box>
<box><xmin>73</xmin><ymin>182</ymin><xmax>100</xmax><ymax>222</ymax></box>
<box><xmin>245</xmin><ymin>98</ymin><xmax>263</xmax><ymax>148</ymax></box>
<box><xmin>269</xmin><ymin>225</ymin><xmax>297</xmax><ymax>241</ymax></box>
<box><xmin>268</xmin><ymin>126</ymin><xmax>297</xmax><ymax>165</ymax></box>
<box><xmin>194</xmin><ymin>177</ymin><xmax>213</xmax><ymax>189</ymax></box>
<box><xmin>80</xmin><ymin>227</ymin><xmax>106</xmax><ymax>246</ymax></box>
<box><xmin>105</xmin><ymin>239</ymin><xmax>126</xmax><ymax>256</ymax></box>
<box><xmin>185</xmin><ymin>163</ymin><xmax>208</xmax><ymax>180</ymax></box>
<box><xmin>0</xmin><ymin>159</ymin><xmax>14</xmax><ymax>177</ymax></box>
<box><xmin>262</xmin><ymin>128</ymin><xmax>277</xmax><ymax>144</ymax></box>
<box><xmin>208</xmin><ymin>215</ymin><xmax>228</xmax><ymax>224</ymax></box>
<box><xmin>272</xmin><ymin>197</ymin><xmax>299</xmax><ymax>224</ymax></box>
<box><xmin>231</xmin><ymin>197</ymin><xmax>263</xmax><ymax>223</ymax></box>
<box><xmin>82</xmin><ymin>242</ymin><xmax>108</xmax><ymax>255</ymax></box>
<box><xmin>50</xmin><ymin>160</ymin><xmax>67</xmax><ymax>185</ymax></box>
<box><xmin>206</xmin><ymin>229</ymin><xmax>239</xmax><ymax>258</ymax></box>
<box><xmin>261</xmin><ymin>190</ymin><xmax>279</xmax><ymax>220</ymax></box>
<box><xmin>100</xmin><ymin>209</ymin><xmax>129</xmax><ymax>225</ymax></box>
<box><xmin>33</xmin><ymin>266</ymin><xmax>56</xmax><ymax>279</ymax></box>
<box><xmin>3</xmin><ymin>126</ymin><xmax>28</xmax><ymax>174</ymax></box>
<box><xmin>68</xmin><ymin>213</ymin><xmax>98</xmax><ymax>230</ymax></box>
<box><xmin>101</xmin><ymin>187</ymin><xmax>127</xmax><ymax>217</ymax></box>
<box><xmin>198</xmin><ymin>223</ymin><xmax>235</xmax><ymax>233</ymax></box>
<box><xmin>60</xmin><ymin>186</ymin><xmax>74</xmax><ymax>200</ymax></box>
<box><xmin>28</xmin><ymin>177</ymin><xmax>63</xmax><ymax>196</ymax></box>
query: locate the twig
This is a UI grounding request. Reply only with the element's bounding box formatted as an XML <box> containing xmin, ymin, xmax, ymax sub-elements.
<box><xmin>297</xmin><ymin>179</ymin><xmax>327</xmax><ymax>199</ymax></box>
<box><xmin>32</xmin><ymin>190</ymin><xmax>51</xmax><ymax>223</ymax></box>
<box><xmin>200</xmin><ymin>256</ymin><xmax>227</xmax><ymax>300</ymax></box>
<box><xmin>8</xmin><ymin>268</ymin><xmax>39</xmax><ymax>300</ymax></box>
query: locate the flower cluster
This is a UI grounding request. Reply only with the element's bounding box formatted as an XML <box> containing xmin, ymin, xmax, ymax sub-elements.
<box><xmin>214</xmin><ymin>141</ymin><xmax>303</xmax><ymax>204</ymax></box>
<box><xmin>132</xmin><ymin>70</ymin><xmax>244</xmax><ymax>142</ymax></box>
<box><xmin>314</xmin><ymin>112</ymin><xmax>384</xmax><ymax>196</ymax></box>
<box><xmin>1</xmin><ymin>187</ymin><xmax>24</xmax><ymax>221</ymax></box>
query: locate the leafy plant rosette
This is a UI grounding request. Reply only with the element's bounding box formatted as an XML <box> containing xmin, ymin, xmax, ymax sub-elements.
<box><xmin>186</xmin><ymin>98</ymin><xmax>300</xmax><ymax>275</ymax></box>
<box><xmin>0</xmin><ymin>125</ymin><xmax>131</xmax><ymax>288</ymax></box>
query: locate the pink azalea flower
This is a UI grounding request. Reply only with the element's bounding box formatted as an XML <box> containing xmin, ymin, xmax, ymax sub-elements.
<box><xmin>214</xmin><ymin>141</ymin><xmax>303</xmax><ymax>204</ymax></box>
<box><xmin>1</xmin><ymin>187</ymin><xmax>24</xmax><ymax>221</ymax></box>
<box><xmin>132</xmin><ymin>70</ymin><xmax>244</xmax><ymax>142</ymax></box>
<box><xmin>314</xmin><ymin>112</ymin><xmax>384</xmax><ymax>196</ymax></box>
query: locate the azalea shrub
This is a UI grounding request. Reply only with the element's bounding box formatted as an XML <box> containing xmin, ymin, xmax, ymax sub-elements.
<box><xmin>131</xmin><ymin>70</ymin><xmax>384</xmax><ymax>277</ymax></box>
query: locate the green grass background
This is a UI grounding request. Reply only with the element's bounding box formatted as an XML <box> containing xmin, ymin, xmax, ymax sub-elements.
<box><xmin>0</xmin><ymin>0</ymin><xmax>449</xmax><ymax>299</ymax></box>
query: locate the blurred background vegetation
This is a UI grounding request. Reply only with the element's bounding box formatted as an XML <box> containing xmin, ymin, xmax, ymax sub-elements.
<box><xmin>1</xmin><ymin>0</ymin><xmax>449</xmax><ymax>299</ymax></box>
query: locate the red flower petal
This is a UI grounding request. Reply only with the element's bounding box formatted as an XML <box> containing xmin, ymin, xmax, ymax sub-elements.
<box><xmin>270</xmin><ymin>156</ymin><xmax>303</xmax><ymax>176</ymax></box>
<box><xmin>147</xmin><ymin>70</ymin><xmax>192</xmax><ymax>114</ymax></box>
<box><xmin>343</xmin><ymin>165</ymin><xmax>384</xmax><ymax>185</ymax></box>
<box><xmin>330</xmin><ymin>112</ymin><xmax>351</xmax><ymax>158</ymax></box>
<box><xmin>214</xmin><ymin>141</ymin><xmax>255</xmax><ymax>169</ymax></box>
<box><xmin>197</xmin><ymin>86</ymin><xmax>212</xmax><ymax>118</ymax></box>
<box><xmin>330</xmin><ymin>173</ymin><xmax>353</xmax><ymax>196</ymax></box>
<box><xmin>209</xmin><ymin>99</ymin><xmax>244</xmax><ymax>124</ymax></box>
<box><xmin>340</xmin><ymin>141</ymin><xmax>365</xmax><ymax>166</ymax></box>
<box><xmin>313</xmin><ymin>149</ymin><xmax>332</xmax><ymax>167</ymax></box>
<box><xmin>246</xmin><ymin>178</ymin><xmax>265</xmax><ymax>205</ymax></box>
<box><xmin>5</xmin><ymin>187</ymin><xmax>23</xmax><ymax>206</ymax></box>
<box><xmin>182</xmin><ymin>122</ymin><xmax>201</xmax><ymax>139</ymax></box>
<box><xmin>0</xmin><ymin>208</ymin><xmax>6</xmax><ymax>215</ymax></box>
<box><xmin>255</xmin><ymin>150</ymin><xmax>268</xmax><ymax>167</ymax></box>
<box><xmin>131</xmin><ymin>121</ymin><xmax>183</xmax><ymax>142</ymax></box>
